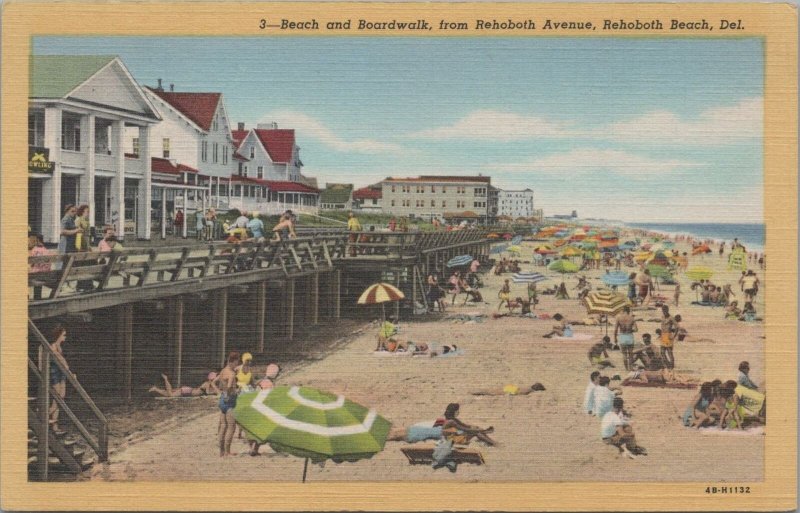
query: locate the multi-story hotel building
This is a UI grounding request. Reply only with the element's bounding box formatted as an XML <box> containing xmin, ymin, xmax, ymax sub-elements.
<box><xmin>497</xmin><ymin>188</ymin><xmax>535</xmax><ymax>219</ymax></box>
<box><xmin>380</xmin><ymin>175</ymin><xmax>494</xmax><ymax>224</ymax></box>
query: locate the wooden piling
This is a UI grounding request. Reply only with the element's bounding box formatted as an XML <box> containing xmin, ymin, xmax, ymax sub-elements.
<box><xmin>311</xmin><ymin>273</ymin><xmax>319</xmax><ymax>325</ymax></box>
<box><xmin>212</xmin><ymin>288</ymin><xmax>228</xmax><ymax>368</ymax></box>
<box><xmin>334</xmin><ymin>269</ymin><xmax>341</xmax><ymax>319</ymax></box>
<box><xmin>257</xmin><ymin>281</ymin><xmax>267</xmax><ymax>353</ymax></box>
<box><xmin>118</xmin><ymin>303</ymin><xmax>133</xmax><ymax>402</ymax></box>
<box><xmin>287</xmin><ymin>278</ymin><xmax>295</xmax><ymax>340</ymax></box>
<box><xmin>171</xmin><ymin>296</ymin><xmax>184</xmax><ymax>386</ymax></box>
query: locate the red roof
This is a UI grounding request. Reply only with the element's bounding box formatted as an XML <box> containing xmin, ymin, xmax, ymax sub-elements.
<box><xmin>384</xmin><ymin>175</ymin><xmax>491</xmax><ymax>184</ymax></box>
<box><xmin>148</xmin><ymin>88</ymin><xmax>221</xmax><ymax>131</ymax></box>
<box><xmin>254</xmin><ymin>129</ymin><xmax>295</xmax><ymax>163</ymax></box>
<box><xmin>353</xmin><ymin>187</ymin><xmax>382</xmax><ymax>200</ymax></box>
<box><xmin>231</xmin><ymin>129</ymin><xmax>248</xmax><ymax>147</ymax></box>
<box><xmin>151</xmin><ymin>157</ymin><xmax>198</xmax><ymax>175</ymax></box>
<box><xmin>265</xmin><ymin>181</ymin><xmax>318</xmax><ymax>194</ymax></box>
<box><xmin>230</xmin><ymin>175</ymin><xmax>268</xmax><ymax>186</ymax></box>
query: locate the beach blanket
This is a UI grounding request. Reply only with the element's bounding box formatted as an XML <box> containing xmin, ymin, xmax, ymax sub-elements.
<box><xmin>401</xmin><ymin>445</ymin><xmax>485</xmax><ymax>465</ymax></box>
<box><xmin>698</xmin><ymin>426</ymin><xmax>765</xmax><ymax>436</ymax></box>
<box><xmin>691</xmin><ymin>301</ymin><xmax>724</xmax><ymax>307</ymax></box>
<box><xmin>622</xmin><ymin>380</ymin><xmax>697</xmax><ymax>389</ymax></box>
<box><xmin>551</xmin><ymin>333</ymin><xmax>594</xmax><ymax>341</ymax></box>
<box><xmin>372</xmin><ymin>350</ymin><xmax>414</xmax><ymax>357</ymax></box>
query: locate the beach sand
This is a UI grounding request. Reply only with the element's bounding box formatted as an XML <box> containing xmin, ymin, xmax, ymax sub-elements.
<box><xmin>88</xmin><ymin>237</ymin><xmax>765</xmax><ymax>482</ymax></box>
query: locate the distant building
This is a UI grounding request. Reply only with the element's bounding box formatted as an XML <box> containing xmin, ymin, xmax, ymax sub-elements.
<box><xmin>497</xmin><ymin>189</ymin><xmax>534</xmax><ymax>219</ymax></box>
<box><xmin>320</xmin><ymin>183</ymin><xmax>354</xmax><ymax>210</ymax></box>
<box><xmin>380</xmin><ymin>175</ymin><xmax>493</xmax><ymax>224</ymax></box>
<box><xmin>353</xmin><ymin>185</ymin><xmax>383</xmax><ymax>212</ymax></box>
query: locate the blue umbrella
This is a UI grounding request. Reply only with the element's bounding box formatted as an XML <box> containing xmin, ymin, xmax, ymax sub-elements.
<box><xmin>511</xmin><ymin>235</ymin><xmax>523</xmax><ymax>245</ymax></box>
<box><xmin>490</xmin><ymin>244</ymin><xmax>509</xmax><ymax>255</ymax></box>
<box><xmin>622</xmin><ymin>241</ymin><xmax>638</xmax><ymax>248</ymax></box>
<box><xmin>447</xmin><ymin>255</ymin><xmax>473</xmax><ymax>267</ymax></box>
<box><xmin>512</xmin><ymin>272</ymin><xmax>547</xmax><ymax>284</ymax></box>
<box><xmin>602</xmin><ymin>271</ymin><xmax>631</xmax><ymax>287</ymax></box>
<box><xmin>600</xmin><ymin>245</ymin><xmax>619</xmax><ymax>253</ymax></box>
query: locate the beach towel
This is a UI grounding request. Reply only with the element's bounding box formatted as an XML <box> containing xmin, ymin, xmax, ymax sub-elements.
<box><xmin>621</xmin><ymin>379</ymin><xmax>697</xmax><ymax>389</ymax></box>
<box><xmin>551</xmin><ymin>333</ymin><xmax>594</xmax><ymax>341</ymax></box>
<box><xmin>372</xmin><ymin>350</ymin><xmax>414</xmax><ymax>357</ymax></box>
<box><xmin>401</xmin><ymin>445</ymin><xmax>485</xmax><ymax>465</ymax></box>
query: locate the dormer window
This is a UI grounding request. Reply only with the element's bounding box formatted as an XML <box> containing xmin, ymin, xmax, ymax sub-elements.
<box><xmin>249</xmin><ymin>146</ymin><xmax>255</xmax><ymax>159</ymax></box>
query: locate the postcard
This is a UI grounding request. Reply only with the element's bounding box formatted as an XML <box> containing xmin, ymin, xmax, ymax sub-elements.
<box><xmin>1</xmin><ymin>1</ymin><xmax>796</xmax><ymax>511</ymax></box>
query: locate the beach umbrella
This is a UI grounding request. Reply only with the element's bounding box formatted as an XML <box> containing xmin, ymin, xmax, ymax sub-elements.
<box><xmin>512</xmin><ymin>272</ymin><xmax>548</xmax><ymax>284</ymax></box>
<box><xmin>580</xmin><ymin>241</ymin><xmax>598</xmax><ymax>250</ymax></box>
<box><xmin>583</xmin><ymin>290</ymin><xmax>633</xmax><ymax>334</ymax></box>
<box><xmin>506</xmin><ymin>245</ymin><xmax>522</xmax><ymax>255</ymax></box>
<box><xmin>560</xmin><ymin>246</ymin><xmax>582</xmax><ymax>258</ymax></box>
<box><xmin>234</xmin><ymin>386</ymin><xmax>391</xmax><ymax>482</ymax></box>
<box><xmin>602</xmin><ymin>271</ymin><xmax>631</xmax><ymax>287</ymax></box>
<box><xmin>645</xmin><ymin>264</ymin><xmax>673</xmax><ymax>291</ymax></box>
<box><xmin>692</xmin><ymin>244</ymin><xmax>712</xmax><ymax>256</ymax></box>
<box><xmin>487</xmin><ymin>233</ymin><xmax>500</xmax><ymax>239</ymax></box>
<box><xmin>548</xmin><ymin>259</ymin><xmax>579</xmax><ymax>274</ymax></box>
<box><xmin>634</xmin><ymin>251</ymin><xmax>652</xmax><ymax>262</ymax></box>
<box><xmin>622</xmin><ymin>240</ymin><xmax>638</xmax><ymax>248</ymax></box>
<box><xmin>511</xmin><ymin>235</ymin><xmax>523</xmax><ymax>245</ymax></box>
<box><xmin>535</xmin><ymin>245</ymin><xmax>557</xmax><ymax>255</ymax></box>
<box><xmin>502</xmin><ymin>233</ymin><xmax>513</xmax><ymax>240</ymax></box>
<box><xmin>490</xmin><ymin>243</ymin><xmax>509</xmax><ymax>255</ymax></box>
<box><xmin>358</xmin><ymin>282</ymin><xmax>405</xmax><ymax>321</ymax></box>
<box><xmin>447</xmin><ymin>254</ymin><xmax>473</xmax><ymax>268</ymax></box>
<box><xmin>686</xmin><ymin>266</ymin><xmax>714</xmax><ymax>281</ymax></box>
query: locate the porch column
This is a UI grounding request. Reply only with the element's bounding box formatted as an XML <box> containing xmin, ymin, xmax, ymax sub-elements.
<box><xmin>42</xmin><ymin>107</ymin><xmax>63</xmax><ymax>243</ymax></box>
<box><xmin>138</xmin><ymin>125</ymin><xmax>152</xmax><ymax>239</ymax></box>
<box><xmin>82</xmin><ymin>114</ymin><xmax>96</xmax><ymax>227</ymax></box>
<box><xmin>113</xmin><ymin>120</ymin><xmax>126</xmax><ymax>240</ymax></box>
<box><xmin>160</xmin><ymin>187</ymin><xmax>167</xmax><ymax>239</ymax></box>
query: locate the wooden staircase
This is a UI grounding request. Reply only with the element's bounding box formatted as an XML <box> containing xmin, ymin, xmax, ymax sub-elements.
<box><xmin>27</xmin><ymin>418</ymin><xmax>94</xmax><ymax>481</ymax></box>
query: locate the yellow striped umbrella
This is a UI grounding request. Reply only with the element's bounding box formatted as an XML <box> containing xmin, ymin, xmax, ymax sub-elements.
<box><xmin>686</xmin><ymin>266</ymin><xmax>714</xmax><ymax>281</ymax></box>
<box><xmin>583</xmin><ymin>290</ymin><xmax>633</xmax><ymax>334</ymax></box>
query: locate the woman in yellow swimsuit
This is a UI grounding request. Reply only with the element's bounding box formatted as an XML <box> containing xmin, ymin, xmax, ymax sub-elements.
<box><xmin>236</xmin><ymin>352</ymin><xmax>254</xmax><ymax>392</ymax></box>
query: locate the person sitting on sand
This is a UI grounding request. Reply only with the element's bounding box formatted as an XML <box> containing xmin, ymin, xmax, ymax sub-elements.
<box><xmin>588</xmin><ymin>337</ymin><xmax>614</xmax><ymax>368</ymax></box>
<box><xmin>737</xmin><ymin>361</ymin><xmax>758</xmax><ymax>390</ymax></box>
<box><xmin>593</xmin><ymin>376</ymin><xmax>620</xmax><ymax>419</ymax></box>
<box><xmin>543</xmin><ymin>313</ymin><xmax>571</xmax><ymax>338</ymax></box>
<box><xmin>441</xmin><ymin>403</ymin><xmax>497</xmax><ymax>446</ymax></box>
<box><xmin>583</xmin><ymin>371</ymin><xmax>601</xmax><ymax>415</ymax></box>
<box><xmin>376</xmin><ymin>316</ymin><xmax>399</xmax><ymax>351</ymax></box>
<box><xmin>740</xmin><ymin>302</ymin><xmax>757</xmax><ymax>322</ymax></box>
<box><xmin>725</xmin><ymin>301</ymin><xmax>742</xmax><ymax>320</ymax></box>
<box><xmin>601</xmin><ymin>397</ymin><xmax>646</xmax><ymax>459</ymax></box>
<box><xmin>458</xmin><ymin>274</ymin><xmax>483</xmax><ymax>304</ymax></box>
<box><xmin>149</xmin><ymin>372</ymin><xmax>220</xmax><ymax>398</ymax></box>
<box><xmin>722</xmin><ymin>284</ymin><xmax>735</xmax><ymax>303</ymax></box>
<box><xmin>718</xmin><ymin>380</ymin><xmax>744</xmax><ymax>430</ymax></box>
<box><xmin>555</xmin><ymin>282</ymin><xmax>570</xmax><ymax>300</ymax></box>
<box><xmin>497</xmin><ymin>279</ymin><xmax>511</xmax><ymax>310</ymax></box>
<box><xmin>709</xmin><ymin>287</ymin><xmax>722</xmax><ymax>304</ymax></box>
<box><xmin>683</xmin><ymin>382</ymin><xmax>716</xmax><ymax>428</ymax></box>
<box><xmin>630</xmin><ymin>334</ymin><xmax>662</xmax><ymax>370</ymax></box>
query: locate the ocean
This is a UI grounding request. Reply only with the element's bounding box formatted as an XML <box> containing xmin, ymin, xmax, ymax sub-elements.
<box><xmin>624</xmin><ymin>222</ymin><xmax>765</xmax><ymax>251</ymax></box>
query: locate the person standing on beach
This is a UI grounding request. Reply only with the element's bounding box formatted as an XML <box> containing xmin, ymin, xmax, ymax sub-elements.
<box><xmin>659</xmin><ymin>306</ymin><xmax>676</xmax><ymax>379</ymax></box>
<box><xmin>719</xmin><ymin>242</ymin><xmax>725</xmax><ymax>258</ymax></box>
<box><xmin>614</xmin><ymin>306</ymin><xmax>637</xmax><ymax>371</ymax></box>
<box><xmin>498</xmin><ymin>279</ymin><xmax>511</xmax><ymax>310</ymax></box>
<box><xmin>636</xmin><ymin>269</ymin><xmax>652</xmax><ymax>305</ymax></box>
<box><xmin>673</xmin><ymin>283</ymin><xmax>681</xmax><ymax>306</ymax></box>
<box><xmin>218</xmin><ymin>351</ymin><xmax>240</xmax><ymax>457</ymax></box>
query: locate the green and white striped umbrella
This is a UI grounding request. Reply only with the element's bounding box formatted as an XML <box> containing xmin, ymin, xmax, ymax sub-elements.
<box><xmin>234</xmin><ymin>386</ymin><xmax>391</xmax><ymax>480</ymax></box>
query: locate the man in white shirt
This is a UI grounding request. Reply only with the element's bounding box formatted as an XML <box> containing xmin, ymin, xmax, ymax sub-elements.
<box><xmin>583</xmin><ymin>371</ymin><xmax>601</xmax><ymax>415</ymax></box>
<box><xmin>593</xmin><ymin>376</ymin><xmax>618</xmax><ymax>419</ymax></box>
<box><xmin>601</xmin><ymin>397</ymin><xmax>645</xmax><ymax>459</ymax></box>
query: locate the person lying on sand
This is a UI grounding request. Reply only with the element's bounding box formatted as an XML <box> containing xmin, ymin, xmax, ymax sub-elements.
<box><xmin>386</xmin><ymin>423</ymin><xmax>443</xmax><ymax>443</ymax></box>
<box><xmin>505</xmin><ymin>296</ymin><xmax>527</xmax><ymax>315</ymax></box>
<box><xmin>149</xmin><ymin>372</ymin><xmax>220</xmax><ymax>398</ymax></box>
<box><xmin>441</xmin><ymin>403</ymin><xmax>497</xmax><ymax>446</ymax></box>
<box><xmin>471</xmin><ymin>383</ymin><xmax>546</xmax><ymax>396</ymax></box>
<box><xmin>623</xmin><ymin>368</ymin><xmax>695</xmax><ymax>386</ymax></box>
<box><xmin>429</xmin><ymin>344</ymin><xmax>458</xmax><ymax>357</ymax></box>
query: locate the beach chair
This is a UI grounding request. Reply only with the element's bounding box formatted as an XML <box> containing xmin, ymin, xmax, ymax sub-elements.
<box><xmin>400</xmin><ymin>445</ymin><xmax>485</xmax><ymax>465</ymax></box>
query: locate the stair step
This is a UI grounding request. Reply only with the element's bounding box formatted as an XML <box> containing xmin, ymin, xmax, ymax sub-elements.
<box><xmin>29</xmin><ymin>438</ymin><xmax>78</xmax><ymax>449</ymax></box>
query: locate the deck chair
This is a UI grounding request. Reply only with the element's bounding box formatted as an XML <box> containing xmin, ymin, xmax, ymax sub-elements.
<box><xmin>400</xmin><ymin>445</ymin><xmax>485</xmax><ymax>465</ymax></box>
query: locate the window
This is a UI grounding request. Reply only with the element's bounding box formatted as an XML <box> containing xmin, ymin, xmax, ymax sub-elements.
<box><xmin>201</xmin><ymin>140</ymin><xmax>207</xmax><ymax>162</ymax></box>
<box><xmin>162</xmin><ymin>138</ymin><xmax>170</xmax><ymax>158</ymax></box>
<box><xmin>249</xmin><ymin>146</ymin><xmax>255</xmax><ymax>159</ymax></box>
<box><xmin>244</xmin><ymin>165</ymin><xmax>249</xmax><ymax>176</ymax></box>
<box><xmin>431</xmin><ymin>185</ymin><xmax>436</xmax><ymax>193</ymax></box>
<box><xmin>416</xmin><ymin>186</ymin><xmax>424</xmax><ymax>193</ymax></box>
<box><xmin>213</xmin><ymin>143</ymin><xmax>218</xmax><ymax>163</ymax></box>
<box><xmin>223</xmin><ymin>146</ymin><xmax>228</xmax><ymax>165</ymax></box>
<box><xmin>442</xmin><ymin>186</ymin><xmax>447</xmax><ymax>193</ymax></box>
<box><xmin>132</xmin><ymin>138</ymin><xmax>140</xmax><ymax>158</ymax></box>
<box><xmin>430</xmin><ymin>200</ymin><xmax>435</xmax><ymax>207</ymax></box>
<box><xmin>212</xmin><ymin>115</ymin><xmax>219</xmax><ymax>131</ymax></box>
<box><xmin>28</xmin><ymin>111</ymin><xmax>44</xmax><ymax>147</ymax></box>
<box><xmin>391</xmin><ymin>200</ymin><xmax>395</xmax><ymax>207</ymax></box>
<box><xmin>442</xmin><ymin>200</ymin><xmax>446</xmax><ymax>208</ymax></box>
<box><xmin>257</xmin><ymin>166</ymin><xmax>263</xmax><ymax>179</ymax></box>
<box><xmin>61</xmin><ymin>114</ymin><xmax>81</xmax><ymax>151</ymax></box>
<box><xmin>371</xmin><ymin>199</ymin><xmax>377</xmax><ymax>205</ymax></box>
<box><xmin>238</xmin><ymin>162</ymin><xmax>243</xmax><ymax>176</ymax></box>
<box><xmin>391</xmin><ymin>185</ymin><xmax>396</xmax><ymax>193</ymax></box>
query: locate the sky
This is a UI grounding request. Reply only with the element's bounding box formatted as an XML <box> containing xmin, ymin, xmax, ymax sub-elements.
<box><xmin>34</xmin><ymin>37</ymin><xmax>764</xmax><ymax>223</ymax></box>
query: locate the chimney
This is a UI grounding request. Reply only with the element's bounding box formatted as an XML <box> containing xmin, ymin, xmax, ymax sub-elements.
<box><xmin>156</xmin><ymin>78</ymin><xmax>163</xmax><ymax>91</ymax></box>
<box><xmin>238</xmin><ymin>122</ymin><xmax>245</xmax><ymax>131</ymax></box>
<box><xmin>257</xmin><ymin>122</ymin><xmax>278</xmax><ymax>130</ymax></box>
<box><xmin>169</xmin><ymin>83</ymin><xmax>174</xmax><ymax>92</ymax></box>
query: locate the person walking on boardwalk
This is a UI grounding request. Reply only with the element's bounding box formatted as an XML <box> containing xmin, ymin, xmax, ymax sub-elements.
<box><xmin>217</xmin><ymin>351</ymin><xmax>240</xmax><ymax>457</ymax></box>
<box><xmin>347</xmin><ymin>212</ymin><xmax>362</xmax><ymax>257</ymax></box>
